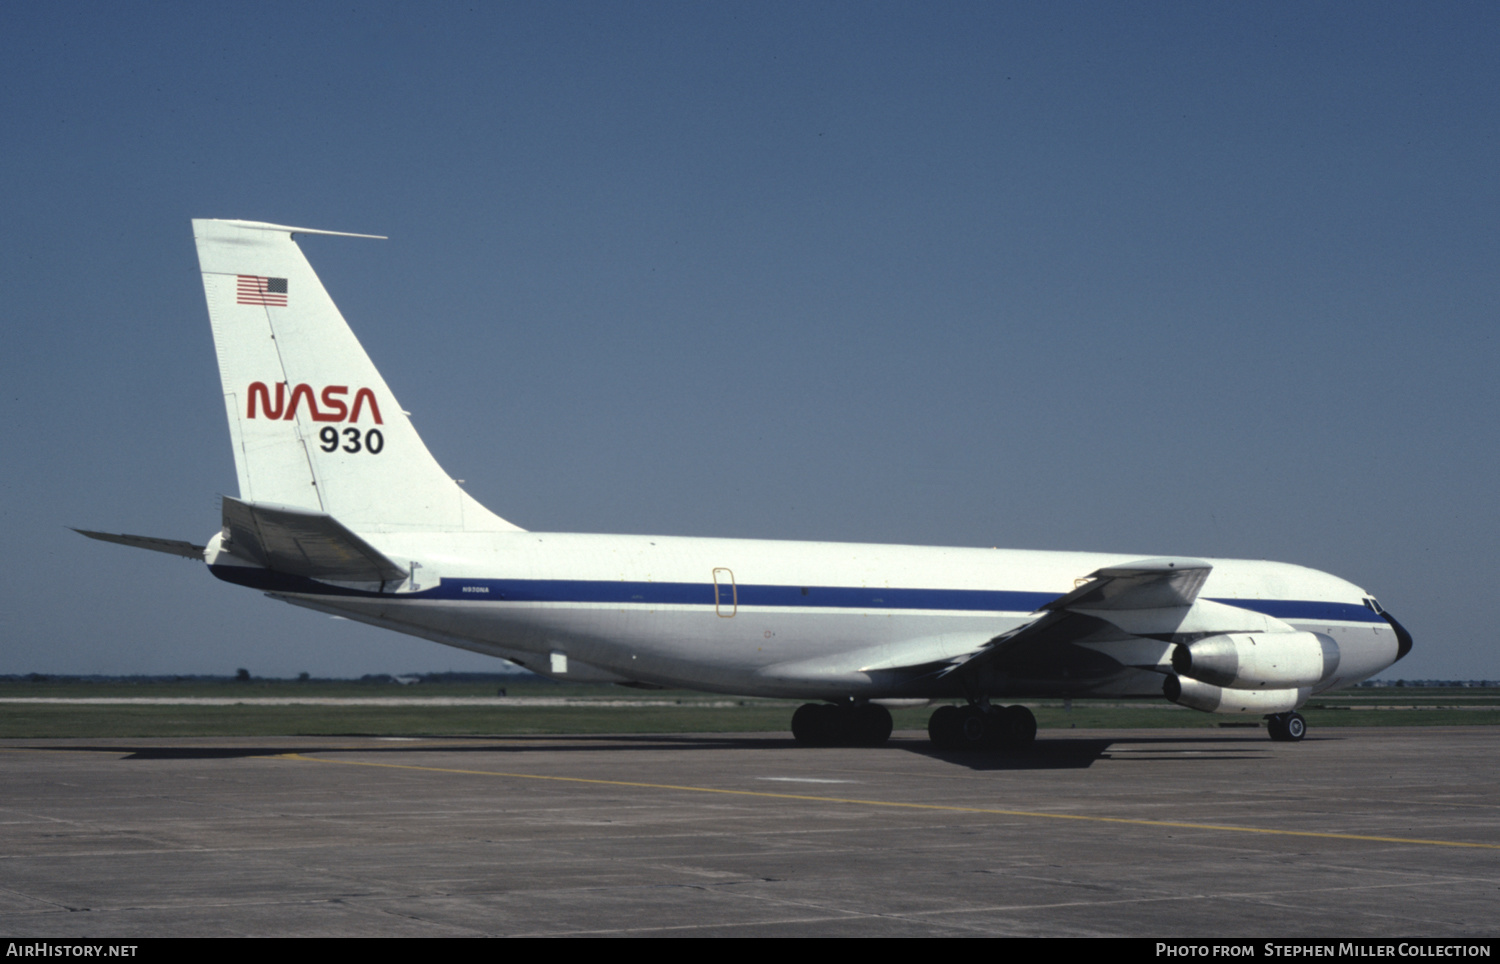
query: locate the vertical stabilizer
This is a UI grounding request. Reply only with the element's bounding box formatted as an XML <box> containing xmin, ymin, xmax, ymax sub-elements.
<box><xmin>193</xmin><ymin>218</ymin><xmax>520</xmax><ymax>533</ymax></box>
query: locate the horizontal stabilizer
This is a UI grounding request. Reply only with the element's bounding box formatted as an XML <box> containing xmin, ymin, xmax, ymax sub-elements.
<box><xmin>72</xmin><ymin>529</ymin><xmax>206</xmax><ymax>560</ymax></box>
<box><xmin>221</xmin><ymin>497</ymin><xmax>408</xmax><ymax>584</ymax></box>
<box><xmin>202</xmin><ymin>219</ymin><xmax>387</xmax><ymax>240</ymax></box>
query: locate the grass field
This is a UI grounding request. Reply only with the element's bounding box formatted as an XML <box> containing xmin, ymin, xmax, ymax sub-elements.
<box><xmin>1</xmin><ymin>678</ymin><xmax>1496</xmax><ymax>738</ymax></box>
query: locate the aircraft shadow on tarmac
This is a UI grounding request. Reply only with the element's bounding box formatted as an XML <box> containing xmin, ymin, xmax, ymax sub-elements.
<box><xmin>33</xmin><ymin>732</ymin><xmax>1283</xmax><ymax>771</ymax></box>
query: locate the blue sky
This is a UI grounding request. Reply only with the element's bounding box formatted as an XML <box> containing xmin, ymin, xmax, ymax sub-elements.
<box><xmin>2</xmin><ymin>2</ymin><xmax>1495</xmax><ymax>678</ymax></box>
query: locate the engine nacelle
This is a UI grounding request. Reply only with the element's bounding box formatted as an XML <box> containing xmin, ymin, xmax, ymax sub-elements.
<box><xmin>1163</xmin><ymin>675</ymin><xmax>1308</xmax><ymax>715</ymax></box>
<box><xmin>1171</xmin><ymin>631</ymin><xmax>1338</xmax><ymax>689</ymax></box>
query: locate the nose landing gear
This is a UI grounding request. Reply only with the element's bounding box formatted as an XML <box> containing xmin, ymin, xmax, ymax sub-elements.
<box><xmin>1266</xmin><ymin>711</ymin><xmax>1307</xmax><ymax>741</ymax></box>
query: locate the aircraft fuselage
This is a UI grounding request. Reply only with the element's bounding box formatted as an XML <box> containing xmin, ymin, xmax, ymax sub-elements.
<box><xmin>207</xmin><ymin>531</ymin><xmax>1402</xmax><ymax>702</ymax></box>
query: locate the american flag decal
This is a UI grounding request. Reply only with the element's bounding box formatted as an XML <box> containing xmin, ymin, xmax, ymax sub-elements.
<box><xmin>237</xmin><ymin>275</ymin><xmax>288</xmax><ymax>306</ymax></box>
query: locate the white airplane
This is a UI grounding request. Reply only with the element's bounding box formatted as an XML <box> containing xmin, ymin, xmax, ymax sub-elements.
<box><xmin>78</xmin><ymin>219</ymin><xmax>1412</xmax><ymax>748</ymax></box>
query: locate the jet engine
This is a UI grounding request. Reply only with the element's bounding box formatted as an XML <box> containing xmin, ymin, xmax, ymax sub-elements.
<box><xmin>1162</xmin><ymin>674</ymin><xmax>1309</xmax><ymax>715</ymax></box>
<box><xmin>1170</xmin><ymin>631</ymin><xmax>1339</xmax><ymax>690</ymax></box>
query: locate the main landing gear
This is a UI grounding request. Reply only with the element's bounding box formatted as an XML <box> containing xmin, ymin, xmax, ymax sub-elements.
<box><xmin>791</xmin><ymin>702</ymin><xmax>894</xmax><ymax>747</ymax></box>
<box><xmin>1265</xmin><ymin>711</ymin><xmax>1307</xmax><ymax>742</ymax></box>
<box><xmin>927</xmin><ymin>703</ymin><xmax>1037</xmax><ymax>751</ymax></box>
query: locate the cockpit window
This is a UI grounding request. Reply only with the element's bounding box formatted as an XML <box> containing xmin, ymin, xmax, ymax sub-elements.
<box><xmin>1364</xmin><ymin>597</ymin><xmax>1384</xmax><ymax>614</ymax></box>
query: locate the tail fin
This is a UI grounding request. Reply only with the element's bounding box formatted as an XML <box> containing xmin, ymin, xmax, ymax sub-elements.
<box><xmin>193</xmin><ymin>219</ymin><xmax>520</xmax><ymax>533</ymax></box>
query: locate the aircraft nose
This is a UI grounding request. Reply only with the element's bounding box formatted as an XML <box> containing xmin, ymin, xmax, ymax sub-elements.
<box><xmin>1381</xmin><ymin>610</ymin><xmax>1414</xmax><ymax>661</ymax></box>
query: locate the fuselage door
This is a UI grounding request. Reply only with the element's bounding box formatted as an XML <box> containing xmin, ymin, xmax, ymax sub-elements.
<box><xmin>713</xmin><ymin>568</ymin><xmax>736</xmax><ymax>618</ymax></box>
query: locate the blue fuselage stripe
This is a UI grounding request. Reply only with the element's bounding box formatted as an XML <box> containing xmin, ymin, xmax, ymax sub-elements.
<box><xmin>1216</xmin><ymin>598</ymin><xmax>1382</xmax><ymax>623</ymax></box>
<box><xmin>441</xmin><ymin>579</ymin><xmax>1060</xmax><ymax>612</ymax></box>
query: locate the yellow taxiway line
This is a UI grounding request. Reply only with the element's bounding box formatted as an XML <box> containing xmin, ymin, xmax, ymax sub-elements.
<box><xmin>280</xmin><ymin>752</ymin><xmax>1500</xmax><ymax>851</ymax></box>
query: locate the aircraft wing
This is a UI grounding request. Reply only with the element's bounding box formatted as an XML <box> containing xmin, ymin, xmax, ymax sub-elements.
<box><xmin>760</xmin><ymin>558</ymin><xmax>1221</xmax><ymax>697</ymax></box>
<box><xmin>220</xmin><ymin>497</ymin><xmax>408</xmax><ymax>584</ymax></box>
<box><xmin>910</xmin><ymin>558</ymin><xmax>1221</xmax><ymax>694</ymax></box>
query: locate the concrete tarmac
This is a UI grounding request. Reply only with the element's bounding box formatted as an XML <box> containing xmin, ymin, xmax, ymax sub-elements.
<box><xmin>0</xmin><ymin>727</ymin><xmax>1496</xmax><ymax>937</ymax></box>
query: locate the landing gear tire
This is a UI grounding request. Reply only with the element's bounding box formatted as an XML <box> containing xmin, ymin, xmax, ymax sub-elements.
<box><xmin>928</xmin><ymin>704</ymin><xmax>964</xmax><ymax>750</ymax></box>
<box><xmin>792</xmin><ymin>702</ymin><xmax>893</xmax><ymax>747</ymax></box>
<box><xmin>998</xmin><ymin>704</ymin><xmax>1037</xmax><ymax>748</ymax></box>
<box><xmin>927</xmin><ymin>704</ymin><xmax>1037</xmax><ymax>751</ymax></box>
<box><xmin>1266</xmin><ymin>712</ymin><xmax>1306</xmax><ymax>742</ymax></box>
<box><xmin>850</xmin><ymin>703</ymin><xmax>893</xmax><ymax>747</ymax></box>
<box><xmin>957</xmin><ymin>705</ymin><xmax>990</xmax><ymax>748</ymax></box>
<box><xmin>792</xmin><ymin>703</ymin><xmax>833</xmax><ymax>745</ymax></box>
